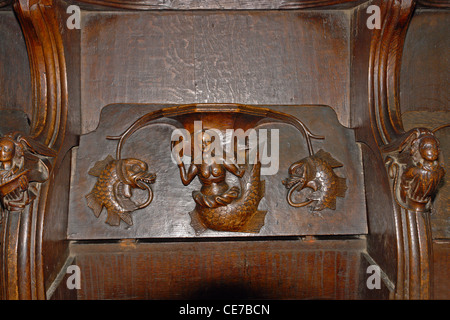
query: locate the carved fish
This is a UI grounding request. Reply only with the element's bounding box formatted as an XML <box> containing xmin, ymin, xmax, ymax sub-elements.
<box><xmin>85</xmin><ymin>155</ymin><xmax>156</xmax><ymax>226</ymax></box>
<box><xmin>190</xmin><ymin>161</ymin><xmax>266</xmax><ymax>234</ymax></box>
<box><xmin>283</xmin><ymin>149</ymin><xmax>347</xmax><ymax>211</ymax></box>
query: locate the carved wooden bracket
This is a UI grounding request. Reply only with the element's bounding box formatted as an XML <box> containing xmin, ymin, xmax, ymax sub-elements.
<box><xmin>0</xmin><ymin>132</ymin><xmax>56</xmax><ymax>300</ymax></box>
<box><xmin>0</xmin><ymin>132</ymin><xmax>55</xmax><ymax>212</ymax></box>
<box><xmin>0</xmin><ymin>133</ymin><xmax>55</xmax><ymax>214</ymax></box>
<box><xmin>367</xmin><ymin>0</ymin><xmax>446</xmax><ymax>300</ymax></box>
<box><xmin>384</xmin><ymin>128</ymin><xmax>445</xmax><ymax>213</ymax></box>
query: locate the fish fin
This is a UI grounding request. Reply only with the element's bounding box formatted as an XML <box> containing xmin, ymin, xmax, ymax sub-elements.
<box><xmin>312</xmin><ymin>199</ymin><xmax>335</xmax><ymax>211</ymax></box>
<box><xmin>104</xmin><ymin>207</ymin><xmax>133</xmax><ymax>226</ymax></box>
<box><xmin>88</xmin><ymin>155</ymin><xmax>115</xmax><ymax>177</ymax></box>
<box><xmin>117</xmin><ymin>211</ymin><xmax>133</xmax><ymax>226</ymax></box>
<box><xmin>117</xmin><ymin>183</ymin><xmax>132</xmax><ymax>198</ymax></box>
<box><xmin>189</xmin><ymin>209</ymin><xmax>208</xmax><ymax>235</ymax></box>
<box><xmin>325</xmin><ymin>198</ymin><xmax>337</xmax><ymax>210</ymax></box>
<box><xmin>306</xmin><ymin>180</ymin><xmax>319</xmax><ymax>192</ymax></box>
<box><xmin>314</xmin><ymin>149</ymin><xmax>343</xmax><ymax>168</ymax></box>
<box><xmin>240</xmin><ymin>210</ymin><xmax>267</xmax><ymax>233</ymax></box>
<box><xmin>105</xmin><ymin>210</ymin><xmax>121</xmax><ymax>226</ymax></box>
<box><xmin>308</xmin><ymin>190</ymin><xmax>323</xmax><ymax>201</ymax></box>
<box><xmin>336</xmin><ymin>177</ymin><xmax>347</xmax><ymax>198</ymax></box>
<box><xmin>85</xmin><ymin>192</ymin><xmax>103</xmax><ymax>217</ymax></box>
<box><xmin>115</xmin><ymin>182</ymin><xmax>138</xmax><ymax>211</ymax></box>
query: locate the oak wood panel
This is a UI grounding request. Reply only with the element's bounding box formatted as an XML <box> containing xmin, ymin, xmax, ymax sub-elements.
<box><xmin>400</xmin><ymin>9</ymin><xmax>449</xmax><ymax>115</ymax></box>
<box><xmin>71</xmin><ymin>238</ymin><xmax>365</xmax><ymax>299</ymax></box>
<box><xmin>0</xmin><ymin>10</ymin><xmax>32</xmax><ymax>118</ymax></box>
<box><xmin>80</xmin><ymin>10</ymin><xmax>351</xmax><ymax>134</ymax></box>
<box><xmin>433</xmin><ymin>240</ymin><xmax>450</xmax><ymax>299</ymax></box>
<box><xmin>359</xmin><ymin>143</ymin><xmax>397</xmax><ymax>282</ymax></box>
<box><xmin>358</xmin><ymin>253</ymin><xmax>392</xmax><ymax>299</ymax></box>
<box><xmin>349</xmin><ymin>3</ymin><xmax>399</xmax><ymax>284</ymax></box>
<box><xmin>41</xmin><ymin>149</ymin><xmax>73</xmax><ymax>292</ymax></box>
<box><xmin>68</xmin><ymin>0</ymin><xmax>365</xmax><ymax>10</ymax></box>
<box><xmin>56</xmin><ymin>0</ymin><xmax>82</xmax><ymax>139</ymax></box>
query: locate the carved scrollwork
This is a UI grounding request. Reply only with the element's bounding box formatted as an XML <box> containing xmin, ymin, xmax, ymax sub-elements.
<box><xmin>283</xmin><ymin>149</ymin><xmax>347</xmax><ymax>212</ymax></box>
<box><xmin>85</xmin><ymin>155</ymin><xmax>156</xmax><ymax>226</ymax></box>
<box><xmin>0</xmin><ymin>132</ymin><xmax>56</xmax><ymax>216</ymax></box>
<box><xmin>384</xmin><ymin>128</ymin><xmax>445</xmax><ymax>212</ymax></box>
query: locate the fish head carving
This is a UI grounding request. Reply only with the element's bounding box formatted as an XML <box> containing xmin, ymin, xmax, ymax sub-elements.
<box><xmin>282</xmin><ymin>160</ymin><xmax>307</xmax><ymax>190</ymax></box>
<box><xmin>117</xmin><ymin>158</ymin><xmax>156</xmax><ymax>189</ymax></box>
<box><xmin>283</xmin><ymin>150</ymin><xmax>347</xmax><ymax>211</ymax></box>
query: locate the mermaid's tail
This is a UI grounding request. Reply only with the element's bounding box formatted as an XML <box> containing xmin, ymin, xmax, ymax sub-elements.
<box><xmin>190</xmin><ymin>162</ymin><xmax>266</xmax><ymax>234</ymax></box>
<box><xmin>192</xmin><ymin>186</ymin><xmax>240</xmax><ymax>208</ymax></box>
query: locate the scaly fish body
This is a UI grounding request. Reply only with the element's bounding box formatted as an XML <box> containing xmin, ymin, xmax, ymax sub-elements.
<box><xmin>190</xmin><ymin>162</ymin><xmax>266</xmax><ymax>233</ymax></box>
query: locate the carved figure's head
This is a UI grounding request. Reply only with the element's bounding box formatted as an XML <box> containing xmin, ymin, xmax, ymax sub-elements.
<box><xmin>418</xmin><ymin>135</ymin><xmax>440</xmax><ymax>162</ymax></box>
<box><xmin>0</xmin><ymin>137</ymin><xmax>16</xmax><ymax>163</ymax></box>
<box><xmin>193</xmin><ymin>130</ymin><xmax>220</xmax><ymax>154</ymax></box>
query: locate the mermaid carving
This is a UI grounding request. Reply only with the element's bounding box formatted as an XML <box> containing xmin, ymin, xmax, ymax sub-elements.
<box><xmin>174</xmin><ymin>130</ymin><xmax>266</xmax><ymax>234</ymax></box>
<box><xmin>104</xmin><ymin>104</ymin><xmax>329</xmax><ymax>234</ymax></box>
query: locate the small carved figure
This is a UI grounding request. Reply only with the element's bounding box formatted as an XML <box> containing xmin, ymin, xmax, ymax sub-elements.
<box><xmin>0</xmin><ymin>133</ymin><xmax>55</xmax><ymax>215</ymax></box>
<box><xmin>283</xmin><ymin>149</ymin><xmax>347</xmax><ymax>211</ymax></box>
<box><xmin>174</xmin><ymin>130</ymin><xmax>266</xmax><ymax>234</ymax></box>
<box><xmin>86</xmin><ymin>155</ymin><xmax>156</xmax><ymax>226</ymax></box>
<box><xmin>386</xmin><ymin>128</ymin><xmax>445</xmax><ymax>211</ymax></box>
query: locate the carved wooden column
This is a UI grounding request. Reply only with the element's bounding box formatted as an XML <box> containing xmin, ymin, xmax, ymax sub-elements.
<box><xmin>368</xmin><ymin>0</ymin><xmax>446</xmax><ymax>299</ymax></box>
<box><xmin>0</xmin><ymin>0</ymin><xmax>68</xmax><ymax>299</ymax></box>
<box><xmin>14</xmin><ymin>0</ymin><xmax>68</xmax><ymax>149</ymax></box>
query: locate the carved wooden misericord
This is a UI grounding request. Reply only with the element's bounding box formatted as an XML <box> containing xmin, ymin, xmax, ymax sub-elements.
<box><xmin>84</xmin><ymin>104</ymin><xmax>349</xmax><ymax>234</ymax></box>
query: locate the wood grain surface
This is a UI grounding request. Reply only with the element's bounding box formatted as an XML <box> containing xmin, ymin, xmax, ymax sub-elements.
<box><xmin>69</xmin><ymin>0</ymin><xmax>364</xmax><ymax>11</ymax></box>
<box><xmin>71</xmin><ymin>238</ymin><xmax>365</xmax><ymax>299</ymax></box>
<box><xmin>0</xmin><ymin>10</ymin><xmax>32</xmax><ymax>118</ymax></box>
<box><xmin>433</xmin><ymin>240</ymin><xmax>450</xmax><ymax>299</ymax></box>
<box><xmin>80</xmin><ymin>10</ymin><xmax>351</xmax><ymax>134</ymax></box>
<box><xmin>400</xmin><ymin>9</ymin><xmax>449</xmax><ymax>115</ymax></box>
